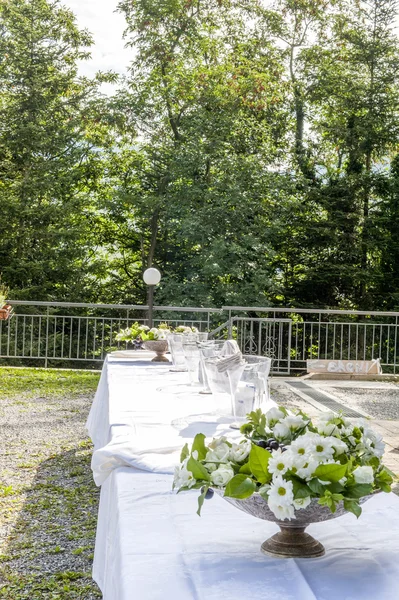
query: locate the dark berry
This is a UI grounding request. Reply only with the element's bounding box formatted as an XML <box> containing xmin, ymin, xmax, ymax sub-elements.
<box><xmin>269</xmin><ymin>440</ymin><xmax>280</xmax><ymax>451</ymax></box>
<box><xmin>255</xmin><ymin>440</ymin><xmax>268</xmax><ymax>449</ymax></box>
<box><xmin>201</xmin><ymin>486</ymin><xmax>214</xmax><ymax>499</ymax></box>
<box><xmin>280</xmin><ymin>445</ymin><xmax>287</xmax><ymax>453</ymax></box>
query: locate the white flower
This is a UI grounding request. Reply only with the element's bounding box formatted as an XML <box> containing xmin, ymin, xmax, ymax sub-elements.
<box><xmin>363</xmin><ymin>430</ymin><xmax>385</xmax><ymax>458</ymax></box>
<box><xmin>318</xmin><ymin>422</ymin><xmax>339</xmax><ymax>436</ymax></box>
<box><xmin>210</xmin><ymin>465</ymin><xmax>235</xmax><ymax>487</ymax></box>
<box><xmin>284</xmin><ymin>415</ymin><xmax>308</xmax><ymax>431</ymax></box>
<box><xmin>290</xmin><ymin>436</ymin><xmax>313</xmax><ymax>459</ymax></box>
<box><xmin>353</xmin><ymin>466</ymin><xmax>374</xmax><ymax>484</ymax></box>
<box><xmin>273</xmin><ymin>422</ymin><xmax>291</xmax><ymax>441</ymax></box>
<box><xmin>229</xmin><ymin>441</ymin><xmax>251</xmax><ymax>463</ymax></box>
<box><xmin>208</xmin><ymin>436</ymin><xmax>228</xmax><ymax>449</ymax></box>
<box><xmin>309</xmin><ymin>435</ymin><xmax>335</xmax><ymax>462</ymax></box>
<box><xmin>173</xmin><ymin>458</ymin><xmax>196</xmax><ymax>489</ymax></box>
<box><xmin>140</xmin><ymin>325</ymin><xmax>150</xmax><ymax>331</ymax></box>
<box><xmin>205</xmin><ymin>442</ymin><xmax>230</xmax><ymax>463</ymax></box>
<box><xmin>157</xmin><ymin>331</ymin><xmax>167</xmax><ymax>340</ymax></box>
<box><xmin>293</xmin><ymin>496</ymin><xmax>311</xmax><ymax>510</ymax></box>
<box><xmin>204</xmin><ymin>463</ymin><xmax>218</xmax><ymax>473</ymax></box>
<box><xmin>268</xmin><ymin>475</ymin><xmax>294</xmax><ymax>506</ymax></box>
<box><xmin>330</xmin><ymin>438</ymin><xmax>348</xmax><ymax>455</ymax></box>
<box><xmin>149</xmin><ymin>327</ymin><xmax>158</xmax><ymax>334</ymax></box>
<box><xmin>268</xmin><ymin>448</ymin><xmax>291</xmax><ymax>476</ymax></box>
<box><xmin>295</xmin><ymin>458</ymin><xmax>318</xmax><ymax>480</ymax></box>
<box><xmin>266</xmin><ymin>407</ymin><xmax>286</xmax><ymax>426</ymax></box>
<box><xmin>268</xmin><ymin>499</ymin><xmax>296</xmax><ymax>521</ymax></box>
<box><xmin>317</xmin><ymin>411</ymin><xmax>336</xmax><ymax>424</ymax></box>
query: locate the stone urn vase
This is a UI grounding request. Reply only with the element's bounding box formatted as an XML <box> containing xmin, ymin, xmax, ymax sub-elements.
<box><xmin>143</xmin><ymin>340</ymin><xmax>170</xmax><ymax>362</ymax></box>
<box><xmin>220</xmin><ymin>492</ymin><xmax>377</xmax><ymax>558</ymax></box>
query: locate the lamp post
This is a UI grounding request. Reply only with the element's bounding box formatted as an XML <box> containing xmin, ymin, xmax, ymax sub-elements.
<box><xmin>143</xmin><ymin>267</ymin><xmax>161</xmax><ymax>328</ymax></box>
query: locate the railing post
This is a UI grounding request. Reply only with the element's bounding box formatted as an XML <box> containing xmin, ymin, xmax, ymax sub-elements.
<box><xmin>228</xmin><ymin>310</ymin><xmax>233</xmax><ymax>339</ymax></box>
<box><xmin>45</xmin><ymin>306</ymin><xmax>50</xmax><ymax>368</ymax></box>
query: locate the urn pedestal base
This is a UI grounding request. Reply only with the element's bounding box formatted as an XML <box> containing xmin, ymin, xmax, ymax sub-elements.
<box><xmin>261</xmin><ymin>525</ymin><xmax>325</xmax><ymax>559</ymax></box>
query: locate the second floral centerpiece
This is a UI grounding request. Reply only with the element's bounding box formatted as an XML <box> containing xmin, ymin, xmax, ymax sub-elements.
<box><xmin>173</xmin><ymin>407</ymin><xmax>394</xmax><ymax>557</ymax></box>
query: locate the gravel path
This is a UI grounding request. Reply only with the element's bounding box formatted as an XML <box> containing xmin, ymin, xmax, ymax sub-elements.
<box><xmin>0</xmin><ymin>376</ymin><xmax>101</xmax><ymax>599</ymax></box>
<box><xmin>328</xmin><ymin>387</ymin><xmax>399</xmax><ymax>420</ymax></box>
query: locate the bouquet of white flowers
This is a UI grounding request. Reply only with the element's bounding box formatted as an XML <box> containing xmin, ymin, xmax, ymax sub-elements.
<box><xmin>173</xmin><ymin>407</ymin><xmax>394</xmax><ymax>519</ymax></box>
<box><xmin>115</xmin><ymin>322</ymin><xmax>172</xmax><ymax>344</ymax></box>
<box><xmin>173</xmin><ymin>325</ymin><xmax>199</xmax><ymax>334</ymax></box>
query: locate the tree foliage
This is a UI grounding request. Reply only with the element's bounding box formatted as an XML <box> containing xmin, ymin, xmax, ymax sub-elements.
<box><xmin>1</xmin><ymin>0</ymin><xmax>399</xmax><ymax>309</ymax></box>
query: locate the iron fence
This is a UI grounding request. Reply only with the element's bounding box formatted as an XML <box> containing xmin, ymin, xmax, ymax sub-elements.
<box><xmin>222</xmin><ymin>307</ymin><xmax>399</xmax><ymax>374</ymax></box>
<box><xmin>0</xmin><ymin>302</ymin><xmax>221</xmax><ymax>368</ymax></box>
<box><xmin>1</xmin><ymin>301</ymin><xmax>399</xmax><ymax>373</ymax></box>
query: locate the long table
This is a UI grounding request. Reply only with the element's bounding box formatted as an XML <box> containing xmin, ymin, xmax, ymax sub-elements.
<box><xmin>87</xmin><ymin>356</ymin><xmax>399</xmax><ymax>600</ymax></box>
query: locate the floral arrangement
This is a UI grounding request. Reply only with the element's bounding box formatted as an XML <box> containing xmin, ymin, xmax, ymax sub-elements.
<box><xmin>173</xmin><ymin>325</ymin><xmax>199</xmax><ymax>334</ymax></box>
<box><xmin>0</xmin><ymin>279</ymin><xmax>9</xmax><ymax>308</ymax></box>
<box><xmin>173</xmin><ymin>407</ymin><xmax>394</xmax><ymax>519</ymax></box>
<box><xmin>115</xmin><ymin>322</ymin><xmax>171</xmax><ymax>345</ymax></box>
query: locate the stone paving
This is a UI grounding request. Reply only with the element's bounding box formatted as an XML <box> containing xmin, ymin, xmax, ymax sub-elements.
<box><xmin>270</xmin><ymin>378</ymin><xmax>399</xmax><ymax>481</ymax></box>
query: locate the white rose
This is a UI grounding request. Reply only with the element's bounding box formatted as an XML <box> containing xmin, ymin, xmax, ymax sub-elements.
<box><xmin>229</xmin><ymin>441</ymin><xmax>251</xmax><ymax>463</ymax></box>
<box><xmin>284</xmin><ymin>415</ymin><xmax>307</xmax><ymax>431</ymax></box>
<box><xmin>210</xmin><ymin>465</ymin><xmax>235</xmax><ymax>486</ymax></box>
<box><xmin>205</xmin><ymin>442</ymin><xmax>230</xmax><ymax>463</ymax></box>
<box><xmin>266</xmin><ymin>407</ymin><xmax>285</xmax><ymax>426</ymax></box>
<box><xmin>273</xmin><ymin>422</ymin><xmax>291</xmax><ymax>441</ymax></box>
<box><xmin>353</xmin><ymin>466</ymin><xmax>374</xmax><ymax>484</ymax></box>
<box><xmin>204</xmin><ymin>463</ymin><xmax>218</xmax><ymax>473</ymax></box>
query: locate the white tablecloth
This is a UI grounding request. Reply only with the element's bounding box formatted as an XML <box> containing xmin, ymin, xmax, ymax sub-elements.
<box><xmin>87</xmin><ymin>356</ymin><xmax>399</xmax><ymax>600</ymax></box>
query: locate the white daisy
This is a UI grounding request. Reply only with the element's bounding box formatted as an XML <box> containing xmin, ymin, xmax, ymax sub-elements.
<box><xmin>289</xmin><ymin>436</ymin><xmax>313</xmax><ymax>459</ymax></box>
<box><xmin>268</xmin><ymin>499</ymin><xmax>296</xmax><ymax>521</ymax></box>
<box><xmin>295</xmin><ymin>458</ymin><xmax>318</xmax><ymax>480</ymax></box>
<box><xmin>309</xmin><ymin>435</ymin><xmax>335</xmax><ymax>462</ymax></box>
<box><xmin>268</xmin><ymin>475</ymin><xmax>294</xmax><ymax>506</ymax></box>
<box><xmin>268</xmin><ymin>448</ymin><xmax>291</xmax><ymax>476</ymax></box>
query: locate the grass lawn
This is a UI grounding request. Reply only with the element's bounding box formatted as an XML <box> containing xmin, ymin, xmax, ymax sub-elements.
<box><xmin>0</xmin><ymin>367</ymin><xmax>102</xmax><ymax>599</ymax></box>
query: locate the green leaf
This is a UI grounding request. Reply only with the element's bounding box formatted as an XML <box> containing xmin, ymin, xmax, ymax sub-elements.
<box><xmin>224</xmin><ymin>474</ymin><xmax>256</xmax><ymax>499</ymax></box>
<box><xmin>291</xmin><ymin>478</ymin><xmax>312</xmax><ymax>499</ymax></box>
<box><xmin>187</xmin><ymin>456</ymin><xmax>210</xmax><ymax>482</ymax></box>
<box><xmin>239</xmin><ymin>461</ymin><xmax>251</xmax><ymax>474</ymax></box>
<box><xmin>308</xmin><ymin>478</ymin><xmax>327</xmax><ymax>495</ymax></box>
<box><xmin>343</xmin><ymin>499</ymin><xmax>362</xmax><ymax>518</ymax></box>
<box><xmin>196</xmin><ymin>485</ymin><xmax>209</xmax><ymax>516</ymax></box>
<box><xmin>344</xmin><ymin>483</ymin><xmax>372</xmax><ymax>499</ymax></box>
<box><xmin>191</xmin><ymin>433</ymin><xmax>207</xmax><ymax>461</ymax></box>
<box><xmin>180</xmin><ymin>443</ymin><xmax>189</xmax><ymax>463</ymax></box>
<box><xmin>314</xmin><ymin>463</ymin><xmax>347</xmax><ymax>483</ymax></box>
<box><xmin>258</xmin><ymin>484</ymin><xmax>270</xmax><ymax>500</ymax></box>
<box><xmin>367</xmin><ymin>456</ymin><xmax>380</xmax><ymax>469</ymax></box>
<box><xmin>376</xmin><ymin>468</ymin><xmax>394</xmax><ymax>493</ymax></box>
<box><xmin>248</xmin><ymin>445</ymin><xmax>272</xmax><ymax>484</ymax></box>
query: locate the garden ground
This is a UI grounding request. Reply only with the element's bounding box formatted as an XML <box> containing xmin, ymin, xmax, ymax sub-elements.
<box><xmin>0</xmin><ymin>367</ymin><xmax>398</xmax><ymax>599</ymax></box>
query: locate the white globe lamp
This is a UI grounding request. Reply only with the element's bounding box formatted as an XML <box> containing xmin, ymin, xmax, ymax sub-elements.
<box><xmin>143</xmin><ymin>267</ymin><xmax>161</xmax><ymax>286</ymax></box>
<box><xmin>143</xmin><ymin>267</ymin><xmax>161</xmax><ymax>328</ymax></box>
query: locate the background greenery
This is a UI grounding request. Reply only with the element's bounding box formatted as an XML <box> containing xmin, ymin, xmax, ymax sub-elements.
<box><xmin>1</xmin><ymin>0</ymin><xmax>399</xmax><ymax>311</ymax></box>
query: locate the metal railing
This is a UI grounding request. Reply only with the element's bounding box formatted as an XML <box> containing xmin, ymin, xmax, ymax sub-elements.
<box><xmin>1</xmin><ymin>301</ymin><xmax>399</xmax><ymax>373</ymax></box>
<box><xmin>222</xmin><ymin>307</ymin><xmax>399</xmax><ymax>374</ymax></box>
<box><xmin>0</xmin><ymin>301</ymin><xmax>222</xmax><ymax>367</ymax></box>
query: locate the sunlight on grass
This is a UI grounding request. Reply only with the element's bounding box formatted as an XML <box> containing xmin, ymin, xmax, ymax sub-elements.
<box><xmin>0</xmin><ymin>368</ymin><xmax>100</xmax><ymax>399</ymax></box>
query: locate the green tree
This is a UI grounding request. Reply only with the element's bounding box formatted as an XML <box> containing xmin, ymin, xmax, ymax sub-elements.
<box><xmin>0</xmin><ymin>0</ymin><xmax>115</xmax><ymax>300</ymax></box>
